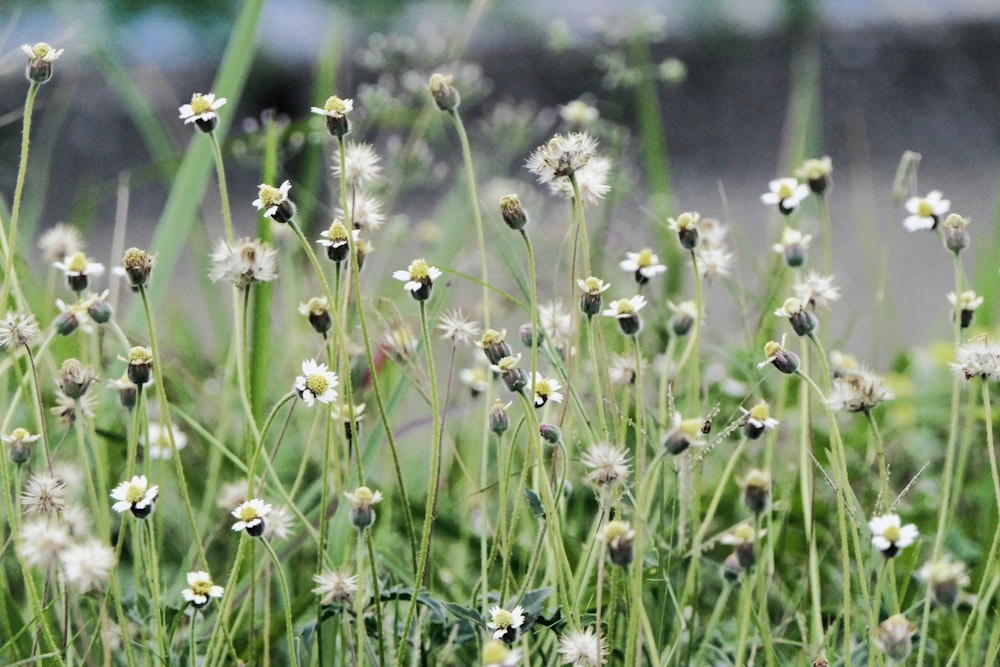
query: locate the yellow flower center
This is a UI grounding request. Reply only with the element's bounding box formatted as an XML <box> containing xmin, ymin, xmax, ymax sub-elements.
<box><xmin>781</xmin><ymin>297</ymin><xmax>805</xmax><ymax>314</ymax></box>
<box><xmin>482</xmin><ymin>640</ymin><xmax>511</xmax><ymax>664</ymax></box>
<box><xmin>324</xmin><ymin>96</ymin><xmax>347</xmax><ymax>114</ymax></box>
<box><xmin>496</xmin><ymin>356</ymin><xmax>519</xmax><ymax>372</ymax></box>
<box><xmin>258</xmin><ymin>184</ymin><xmax>283</xmax><ymax>208</ymax></box>
<box><xmin>492</xmin><ymin>609</ymin><xmax>513</xmax><ymax>628</ymax></box>
<box><xmin>128</xmin><ymin>346</ymin><xmax>153</xmax><ymax>365</ymax></box>
<box><xmin>240</xmin><ymin>505</ymin><xmax>260</xmax><ymax>521</ymax></box>
<box><xmin>637</xmin><ymin>248</ymin><xmax>654</xmax><ymax>267</ymax></box>
<box><xmin>67</xmin><ymin>251</ymin><xmax>88</xmax><ymax>273</ymax></box>
<box><xmin>352</xmin><ymin>487</ymin><xmax>374</xmax><ymax>505</ymax></box>
<box><xmin>883</xmin><ymin>524</ymin><xmax>901</xmax><ymax>542</ymax></box>
<box><xmin>480</xmin><ymin>329</ymin><xmax>506</xmax><ymax>346</ymax></box>
<box><xmin>408</xmin><ymin>259</ymin><xmax>430</xmax><ymax>280</ymax></box>
<box><xmin>306</xmin><ymin>374</ymin><xmax>329</xmax><ymax>396</ymax></box>
<box><xmin>680</xmin><ymin>418</ymin><xmax>703</xmax><ymax>437</ymax></box>
<box><xmin>190</xmin><ymin>94</ymin><xmax>213</xmax><ymax>115</ymax></box>
<box><xmin>615</xmin><ymin>300</ymin><xmax>635</xmax><ymax>315</ymax></box>
<box><xmin>917</xmin><ymin>200</ymin><xmax>934</xmax><ymax>217</ymax></box>
<box><xmin>582</xmin><ymin>276</ymin><xmax>603</xmax><ymax>293</ymax></box>
<box><xmin>327</xmin><ymin>221</ymin><xmax>349</xmax><ymax>242</ymax></box>
<box><xmin>732</xmin><ymin>524</ymin><xmax>756</xmax><ymax>542</ymax></box>
<box><xmin>676</xmin><ymin>212</ymin><xmax>699</xmax><ymax>229</ymax></box>
<box><xmin>777</xmin><ymin>182</ymin><xmax>794</xmax><ymax>199</ymax></box>
<box><xmin>126</xmin><ymin>484</ymin><xmax>145</xmax><ymax>504</ymax></box>
<box><xmin>192</xmin><ymin>578</ymin><xmax>214</xmax><ymax>596</ymax></box>
<box><xmin>536</xmin><ymin>378</ymin><xmax>552</xmax><ymax>396</ymax></box>
<box><xmin>30</xmin><ymin>43</ymin><xmax>54</xmax><ymax>59</ymax></box>
<box><xmin>749</xmin><ymin>403</ymin><xmax>771</xmax><ymax>422</ymax></box>
<box><xmin>603</xmin><ymin>520</ymin><xmax>632</xmax><ymax>543</ymax></box>
<box><xmin>11</xmin><ymin>427</ymin><xmax>31</xmax><ymax>440</ymax></box>
<box><xmin>763</xmin><ymin>340</ymin><xmax>783</xmax><ymax>358</ymax></box>
<box><xmin>428</xmin><ymin>73</ymin><xmax>453</xmax><ymax>93</ymax></box>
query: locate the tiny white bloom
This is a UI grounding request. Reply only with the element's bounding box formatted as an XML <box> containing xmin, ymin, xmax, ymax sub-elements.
<box><xmin>869</xmin><ymin>513</ymin><xmax>919</xmax><ymax>558</ymax></box>
<box><xmin>486</xmin><ymin>604</ymin><xmax>526</xmax><ymax>641</ymax></box>
<box><xmin>903</xmin><ymin>190</ymin><xmax>950</xmax><ymax>231</ymax></box>
<box><xmin>294</xmin><ymin>359</ymin><xmax>339</xmax><ymax>406</ymax></box>
<box><xmin>182</xmin><ymin>570</ymin><xmax>224</xmax><ymax>608</ymax></box>
<box><xmin>760</xmin><ymin>177</ymin><xmax>810</xmax><ymax>213</ymax></box>
<box><xmin>110</xmin><ymin>475</ymin><xmax>159</xmax><ymax>518</ymax></box>
<box><xmin>231</xmin><ymin>498</ymin><xmax>273</xmax><ymax>536</ymax></box>
<box><xmin>178</xmin><ymin>92</ymin><xmax>227</xmax><ymax>125</ymax></box>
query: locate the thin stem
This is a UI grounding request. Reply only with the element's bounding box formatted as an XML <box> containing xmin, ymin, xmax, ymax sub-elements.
<box><xmin>138</xmin><ymin>286</ymin><xmax>207</xmax><ymax>566</ymax></box>
<box><xmin>520</xmin><ymin>229</ymin><xmax>539</xmax><ymax>392</ymax></box>
<box><xmin>24</xmin><ymin>346</ymin><xmax>52</xmax><ymax>470</ymax></box>
<box><xmin>261</xmin><ymin>539</ymin><xmax>299</xmax><ymax>667</ymax></box>
<box><xmin>0</xmin><ymin>82</ymin><xmax>39</xmax><ymax>312</ymax></box>
<box><xmin>396</xmin><ymin>300</ymin><xmax>443</xmax><ymax>664</ymax></box>
<box><xmin>864</xmin><ymin>410</ymin><xmax>891</xmax><ymax>513</ymax></box>
<box><xmin>365</xmin><ymin>527</ymin><xmax>386</xmax><ymax>667</ymax></box>
<box><xmin>208</xmin><ymin>132</ymin><xmax>235</xmax><ymax>244</ymax></box>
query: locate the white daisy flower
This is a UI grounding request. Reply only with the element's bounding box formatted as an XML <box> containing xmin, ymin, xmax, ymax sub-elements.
<box><xmin>619</xmin><ymin>248</ymin><xmax>666</xmax><ymax>284</ymax></box>
<box><xmin>110</xmin><ymin>475</ymin><xmax>159</xmax><ymax>519</ymax></box>
<box><xmin>760</xmin><ymin>177</ymin><xmax>810</xmax><ymax>214</ymax></box>
<box><xmin>532</xmin><ymin>373</ymin><xmax>564</xmax><ymax>407</ymax></box>
<box><xmin>182</xmin><ymin>571</ymin><xmax>224</xmax><ymax>608</ymax></box>
<box><xmin>178</xmin><ymin>92</ymin><xmax>227</xmax><ymax>127</ymax></box>
<box><xmin>869</xmin><ymin>514</ymin><xmax>918</xmax><ymax>558</ymax></box>
<box><xmin>231</xmin><ymin>498</ymin><xmax>273</xmax><ymax>537</ymax></box>
<box><xmin>903</xmin><ymin>190</ymin><xmax>950</xmax><ymax>231</ymax></box>
<box><xmin>392</xmin><ymin>258</ymin><xmax>442</xmax><ymax>301</ymax></box>
<box><xmin>294</xmin><ymin>359</ymin><xmax>339</xmax><ymax>407</ymax></box>
<box><xmin>486</xmin><ymin>604</ymin><xmax>526</xmax><ymax>641</ymax></box>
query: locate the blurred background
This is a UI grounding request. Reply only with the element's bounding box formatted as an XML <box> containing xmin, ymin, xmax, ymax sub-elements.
<box><xmin>2</xmin><ymin>0</ymin><xmax>1000</xmax><ymax>364</ymax></box>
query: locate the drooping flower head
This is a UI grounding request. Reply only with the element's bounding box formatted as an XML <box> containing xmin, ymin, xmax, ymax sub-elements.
<box><xmin>599</xmin><ymin>520</ymin><xmax>635</xmax><ymax>567</ymax></box>
<box><xmin>345</xmin><ymin>486</ymin><xmax>383</xmax><ymax>529</ymax></box>
<box><xmin>918</xmin><ymin>556</ymin><xmax>970</xmax><ymax>609</ymax></box>
<box><xmin>428</xmin><ymin>73</ymin><xmax>460</xmax><ymax>111</ymax></box>
<box><xmin>796</xmin><ymin>156</ymin><xmax>833</xmax><ymax>194</ymax></box>
<box><xmin>758</xmin><ymin>334</ymin><xmax>800</xmax><ymax>375</ymax></box>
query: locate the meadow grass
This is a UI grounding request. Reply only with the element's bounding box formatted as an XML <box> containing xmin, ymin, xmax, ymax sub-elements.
<box><xmin>2</xmin><ymin>8</ymin><xmax>1000</xmax><ymax>667</ymax></box>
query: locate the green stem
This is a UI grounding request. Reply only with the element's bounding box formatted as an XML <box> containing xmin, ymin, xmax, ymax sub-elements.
<box><xmin>261</xmin><ymin>539</ymin><xmax>299</xmax><ymax>667</ymax></box>
<box><xmin>817</xmin><ymin>194</ymin><xmax>833</xmax><ymax>276</ymax></box>
<box><xmin>864</xmin><ymin>410</ymin><xmax>891</xmax><ymax>513</ymax></box>
<box><xmin>448</xmin><ymin>108</ymin><xmax>490</xmax><ymax>328</ymax></box>
<box><xmin>673</xmin><ymin>251</ymin><xmax>703</xmax><ymax>410</ymax></box>
<box><xmin>0</xmin><ymin>82</ymin><xmax>39</xmax><ymax>312</ymax></box>
<box><xmin>208</xmin><ymin>132</ymin><xmax>235</xmax><ymax>245</ymax></box>
<box><xmin>138</xmin><ymin>285</ymin><xmax>207</xmax><ymax>566</ymax></box>
<box><xmin>396</xmin><ymin>300</ymin><xmax>443</xmax><ymax>665</ymax></box>
<box><xmin>24</xmin><ymin>345</ymin><xmax>52</xmax><ymax>470</ymax></box>
<box><xmin>365</xmin><ymin>527</ymin><xmax>386</xmax><ymax>667</ymax></box>
<box><xmin>520</xmin><ymin>230</ymin><xmax>539</xmax><ymax>391</ymax></box>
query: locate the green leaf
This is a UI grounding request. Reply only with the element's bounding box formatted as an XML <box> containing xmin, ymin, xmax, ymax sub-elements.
<box><xmin>443</xmin><ymin>601</ymin><xmax>486</xmax><ymax>629</ymax></box>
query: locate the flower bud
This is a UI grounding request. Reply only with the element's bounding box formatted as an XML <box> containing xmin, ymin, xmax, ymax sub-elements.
<box><xmin>499</xmin><ymin>194</ymin><xmax>527</xmax><ymax>230</ymax></box>
<box><xmin>58</xmin><ymin>359</ymin><xmax>97</xmax><ymax>399</ymax></box>
<box><xmin>125</xmin><ymin>346</ymin><xmax>154</xmax><ymax>386</ymax></box>
<box><xmin>428</xmin><ymin>73</ymin><xmax>460</xmax><ymax>111</ymax></box>
<box><xmin>539</xmin><ymin>423</ymin><xmax>562</xmax><ymax>444</ymax></box>
<box><xmin>121</xmin><ymin>248</ymin><xmax>155</xmax><ymax>290</ymax></box>
<box><xmin>479</xmin><ymin>329</ymin><xmax>513</xmax><ymax>365</ymax></box>
<box><xmin>489</xmin><ymin>400</ymin><xmax>510</xmax><ymax>436</ymax></box>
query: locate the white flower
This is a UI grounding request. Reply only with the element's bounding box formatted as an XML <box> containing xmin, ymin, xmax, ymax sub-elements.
<box><xmin>110</xmin><ymin>475</ymin><xmax>159</xmax><ymax>518</ymax></box>
<box><xmin>558</xmin><ymin>627</ymin><xmax>607</xmax><ymax>666</ymax></box>
<box><xmin>532</xmin><ymin>373</ymin><xmax>564</xmax><ymax>407</ymax></box>
<box><xmin>22</xmin><ymin>42</ymin><xmax>64</xmax><ymax>63</ymax></box>
<box><xmin>294</xmin><ymin>359</ymin><xmax>339</xmax><ymax>406</ymax></box>
<box><xmin>526</xmin><ymin>132</ymin><xmax>599</xmax><ymax>183</ymax></box>
<box><xmin>310</xmin><ymin>96</ymin><xmax>354</xmax><ymax>118</ymax></box>
<box><xmin>336</xmin><ymin>191</ymin><xmax>385</xmax><ymax>231</ymax></box>
<box><xmin>739</xmin><ymin>404</ymin><xmax>780</xmax><ymax>431</ymax></box>
<box><xmin>772</xmin><ymin>227</ymin><xmax>812</xmax><ymax>255</ymax></box>
<box><xmin>392</xmin><ymin>258</ymin><xmax>442</xmax><ymax>297</ymax></box>
<box><xmin>59</xmin><ymin>539</ymin><xmax>115</xmax><ymax>593</ymax></box>
<box><xmin>602</xmin><ymin>295</ymin><xmax>647</xmax><ymax>319</ymax></box>
<box><xmin>546</xmin><ymin>154</ymin><xmax>611</xmax><ymax>205</ymax></box>
<box><xmin>760</xmin><ymin>177</ymin><xmax>810</xmax><ymax>213</ymax></box>
<box><xmin>580</xmin><ymin>443</ymin><xmax>630</xmax><ymax>488</ymax></box>
<box><xmin>262</xmin><ymin>504</ymin><xmax>295</xmax><ymax>541</ymax></box>
<box><xmin>793</xmin><ymin>272</ymin><xmax>841</xmax><ymax>309</ymax></box>
<box><xmin>178</xmin><ymin>92</ymin><xmax>227</xmax><ymax>125</ymax></box>
<box><xmin>208</xmin><ymin>237</ymin><xmax>279</xmax><ymax>288</ymax></box>
<box><xmin>0</xmin><ymin>312</ymin><xmax>40</xmax><ymax>350</ymax></box>
<box><xmin>438</xmin><ymin>309</ymin><xmax>481</xmax><ymax>345</ymax></box>
<box><xmin>21</xmin><ymin>474</ymin><xmax>69</xmax><ymax>516</ymax></box>
<box><xmin>18</xmin><ymin>518</ymin><xmax>71</xmax><ymax>570</ymax></box>
<box><xmin>904</xmin><ymin>190</ymin><xmax>950</xmax><ymax>231</ymax></box>
<box><xmin>252</xmin><ymin>180</ymin><xmax>293</xmax><ymax>219</ymax></box>
<box><xmin>143</xmin><ymin>421</ymin><xmax>188</xmax><ymax>460</ymax></box>
<box><xmin>182</xmin><ymin>571</ymin><xmax>224</xmax><ymax>608</ymax></box>
<box><xmin>312</xmin><ymin>569</ymin><xmax>359</xmax><ymax>604</ymax></box>
<box><xmin>951</xmin><ymin>335</ymin><xmax>1000</xmax><ymax>382</ymax></box>
<box><xmin>539</xmin><ymin>300</ymin><xmax>573</xmax><ymax>341</ymax></box>
<box><xmin>947</xmin><ymin>290</ymin><xmax>984</xmax><ymax>313</ymax></box>
<box><xmin>720</xmin><ymin>523</ymin><xmax>766</xmax><ymax>546</ymax></box>
<box><xmin>827</xmin><ymin>368</ymin><xmax>894</xmax><ymax>412</ymax></box>
<box><xmin>38</xmin><ymin>223</ymin><xmax>83</xmax><ymax>263</ymax></box>
<box><xmin>53</xmin><ymin>251</ymin><xmax>105</xmax><ymax>285</ymax></box>
<box><xmin>869</xmin><ymin>514</ymin><xmax>918</xmax><ymax>558</ymax></box>
<box><xmin>619</xmin><ymin>248</ymin><xmax>666</xmax><ymax>282</ymax></box>
<box><xmin>695</xmin><ymin>245</ymin><xmax>735</xmax><ymax>280</ymax></box>
<box><xmin>332</xmin><ymin>141</ymin><xmax>382</xmax><ymax>187</ymax></box>
<box><xmin>559</xmin><ymin>100</ymin><xmax>599</xmax><ymax>127</ymax></box>
<box><xmin>231</xmin><ymin>498</ymin><xmax>273</xmax><ymax>535</ymax></box>
<box><xmin>486</xmin><ymin>604</ymin><xmax>526</xmax><ymax>640</ymax></box>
